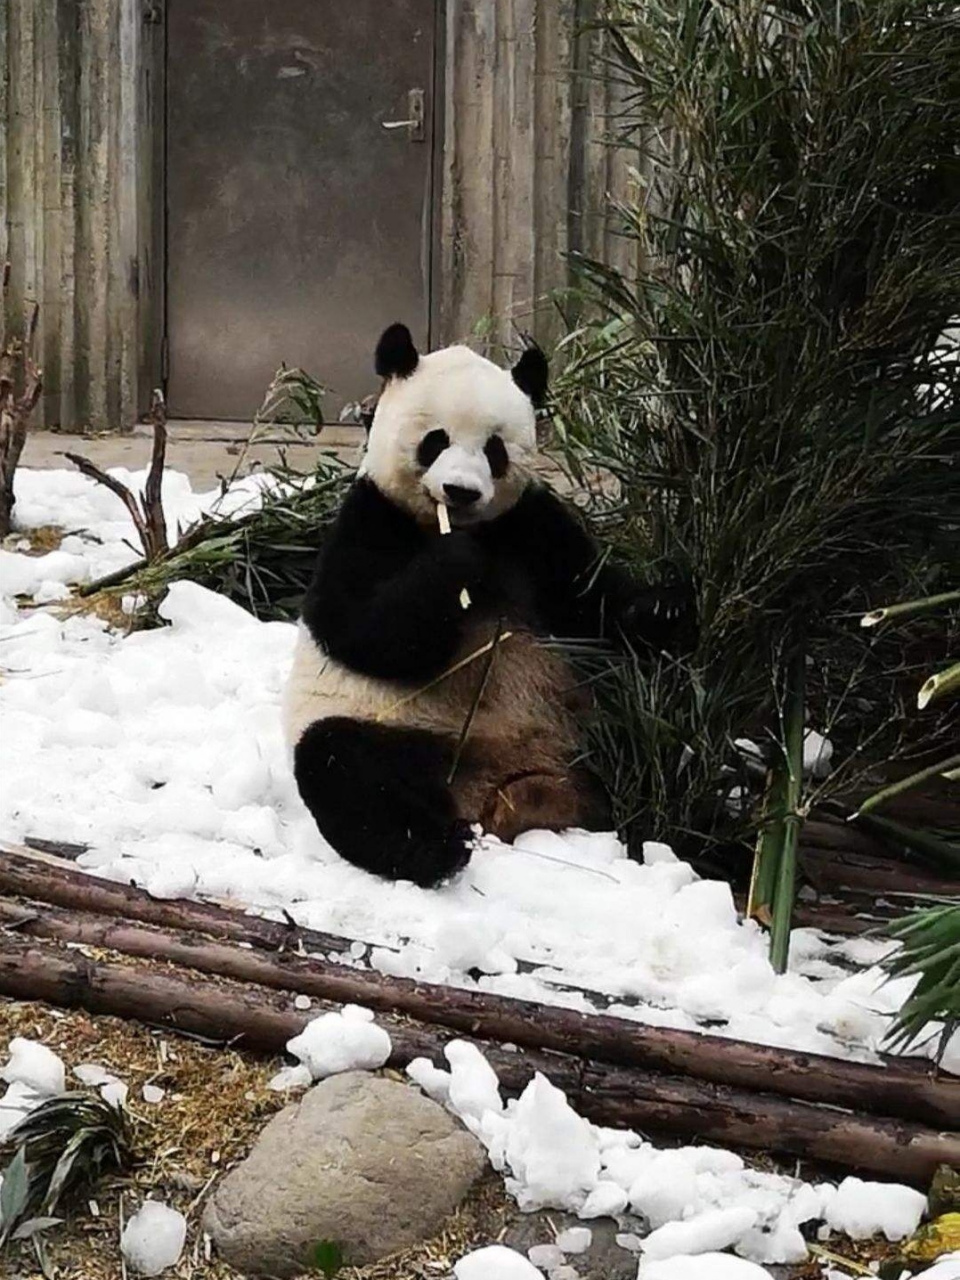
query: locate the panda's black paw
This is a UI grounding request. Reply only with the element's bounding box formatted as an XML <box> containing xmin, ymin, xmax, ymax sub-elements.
<box><xmin>436</xmin><ymin>529</ymin><xmax>487</xmax><ymax>587</ymax></box>
<box><xmin>404</xmin><ymin>820</ymin><xmax>474</xmax><ymax>888</ymax></box>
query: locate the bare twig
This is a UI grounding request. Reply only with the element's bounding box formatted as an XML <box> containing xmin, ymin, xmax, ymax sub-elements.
<box><xmin>0</xmin><ymin>266</ymin><xmax>43</xmax><ymax>537</ymax></box>
<box><xmin>141</xmin><ymin>389</ymin><xmax>169</xmax><ymax>557</ymax></box>
<box><xmin>64</xmin><ymin>389</ymin><xmax>169</xmax><ymax>561</ymax></box>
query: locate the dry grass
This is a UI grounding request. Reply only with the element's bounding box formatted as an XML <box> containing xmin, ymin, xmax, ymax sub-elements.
<box><xmin>0</xmin><ymin>999</ymin><xmax>910</xmax><ymax>1279</ymax></box>
<box><xmin>10</xmin><ymin>525</ymin><xmax>66</xmax><ymax>555</ymax></box>
<box><xmin>0</xmin><ymin>1001</ymin><xmax>509</xmax><ymax>1280</ymax></box>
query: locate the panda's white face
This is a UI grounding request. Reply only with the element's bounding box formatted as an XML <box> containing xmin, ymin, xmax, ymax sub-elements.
<box><xmin>362</xmin><ymin>344</ymin><xmax>538</xmax><ymax>526</ymax></box>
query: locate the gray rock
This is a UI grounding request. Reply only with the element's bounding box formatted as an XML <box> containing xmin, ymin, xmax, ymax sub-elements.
<box><xmin>202</xmin><ymin>1072</ymin><xmax>486</xmax><ymax>1276</ymax></box>
<box><xmin>502</xmin><ymin>1209</ymin><xmax>644</xmax><ymax>1280</ymax></box>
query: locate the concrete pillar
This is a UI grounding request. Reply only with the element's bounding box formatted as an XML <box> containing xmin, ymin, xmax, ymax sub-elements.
<box><xmin>1</xmin><ymin>0</ymin><xmax>158</xmax><ymax>430</ymax></box>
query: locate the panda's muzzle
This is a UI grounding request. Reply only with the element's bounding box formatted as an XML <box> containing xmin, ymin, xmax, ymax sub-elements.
<box><xmin>443</xmin><ymin>482</ymin><xmax>482</xmax><ymax>509</ymax></box>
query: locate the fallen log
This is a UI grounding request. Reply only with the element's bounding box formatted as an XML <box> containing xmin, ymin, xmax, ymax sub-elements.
<box><xmin>0</xmin><ymin>843</ymin><xmax>364</xmax><ymax>959</ymax></box>
<box><xmin>0</xmin><ymin>936</ymin><xmax>956</xmax><ymax>1185</ymax></box>
<box><xmin>0</xmin><ymin>889</ymin><xmax>956</xmax><ymax>1131</ymax></box>
<box><xmin>799</xmin><ymin>845</ymin><xmax>959</xmax><ymax>898</ymax></box>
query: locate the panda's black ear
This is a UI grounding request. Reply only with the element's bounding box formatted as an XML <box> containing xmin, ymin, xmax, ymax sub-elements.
<box><xmin>375</xmin><ymin>323</ymin><xmax>419</xmax><ymax>379</ymax></box>
<box><xmin>511</xmin><ymin>343</ymin><xmax>549</xmax><ymax>407</ymax></box>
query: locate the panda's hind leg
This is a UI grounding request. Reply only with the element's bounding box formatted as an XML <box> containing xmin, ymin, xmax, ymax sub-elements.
<box><xmin>479</xmin><ymin>766</ymin><xmax>612</xmax><ymax>844</ymax></box>
<box><xmin>292</xmin><ymin>717</ymin><xmax>472</xmax><ymax>888</ymax></box>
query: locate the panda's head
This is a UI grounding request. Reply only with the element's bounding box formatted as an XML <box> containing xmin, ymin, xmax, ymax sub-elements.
<box><xmin>361</xmin><ymin>323</ymin><xmax>548</xmax><ymax>526</ymax></box>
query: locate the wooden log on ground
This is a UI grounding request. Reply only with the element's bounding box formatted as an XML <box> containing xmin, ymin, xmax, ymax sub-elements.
<box><xmin>0</xmin><ymin>843</ymin><xmax>363</xmax><ymax>959</ymax></box>
<box><xmin>799</xmin><ymin>846</ymin><xmax>958</xmax><ymax>898</ymax></box>
<box><xmin>1</xmin><ymin>890</ymin><xmax>956</xmax><ymax>1131</ymax></box>
<box><xmin>0</xmin><ymin>935</ymin><xmax>956</xmax><ymax>1185</ymax></box>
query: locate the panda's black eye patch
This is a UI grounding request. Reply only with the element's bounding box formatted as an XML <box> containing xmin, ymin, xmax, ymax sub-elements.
<box><xmin>484</xmin><ymin>434</ymin><xmax>509</xmax><ymax>480</ymax></box>
<box><xmin>416</xmin><ymin>429</ymin><xmax>450</xmax><ymax>469</ymax></box>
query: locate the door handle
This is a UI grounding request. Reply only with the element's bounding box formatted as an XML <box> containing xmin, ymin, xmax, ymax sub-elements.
<box><xmin>381</xmin><ymin>88</ymin><xmax>425</xmax><ymax>142</ymax></box>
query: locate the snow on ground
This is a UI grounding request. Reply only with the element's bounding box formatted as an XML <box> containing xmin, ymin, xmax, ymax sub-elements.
<box><xmin>0</xmin><ymin>1032</ymin><xmax>939</xmax><ymax>1278</ymax></box>
<box><xmin>1</xmin><ymin>467</ymin><xmax>956</xmax><ymax>1075</ymax></box>
<box><xmin>407</xmin><ymin>1036</ymin><xmax>925</xmax><ymax>1266</ymax></box>
<box><xmin>120</xmin><ymin>1201</ymin><xmax>187</xmax><ymax>1277</ymax></box>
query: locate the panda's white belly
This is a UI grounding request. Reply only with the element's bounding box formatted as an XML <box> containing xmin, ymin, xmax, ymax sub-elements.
<box><xmin>282</xmin><ymin>621</ymin><xmax>581</xmax><ymax>749</ymax></box>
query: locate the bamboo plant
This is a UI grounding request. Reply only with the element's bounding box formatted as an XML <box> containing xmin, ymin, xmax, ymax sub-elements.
<box><xmin>549</xmin><ymin>0</ymin><xmax>960</xmax><ymax>922</ymax></box>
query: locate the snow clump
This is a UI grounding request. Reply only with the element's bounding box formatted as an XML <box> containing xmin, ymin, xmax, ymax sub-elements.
<box><xmin>410</xmin><ymin>1039</ymin><xmax>931</xmax><ymax>1270</ymax></box>
<box><xmin>283</xmin><ymin>1004</ymin><xmax>391</xmax><ymax>1081</ymax></box>
<box><xmin>120</xmin><ymin>1200</ymin><xmax>187</xmax><ymax>1276</ymax></box>
<box><xmin>1</xmin><ymin>1036</ymin><xmax>66</xmax><ymax>1096</ymax></box>
<box><xmin>454</xmin><ymin>1245</ymin><xmax>545</xmax><ymax>1279</ymax></box>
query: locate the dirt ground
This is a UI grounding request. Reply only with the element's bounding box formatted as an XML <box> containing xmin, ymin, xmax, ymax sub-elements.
<box><xmin>0</xmin><ymin>1000</ymin><xmax>515</xmax><ymax>1280</ymax></box>
<box><xmin>20</xmin><ymin>422</ymin><xmax>365</xmax><ymax>492</ymax></box>
<box><xmin>0</xmin><ymin>999</ymin><xmax>908</xmax><ymax>1280</ymax></box>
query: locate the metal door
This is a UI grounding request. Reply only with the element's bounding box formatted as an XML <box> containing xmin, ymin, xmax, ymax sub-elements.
<box><xmin>165</xmin><ymin>1</ymin><xmax>438</xmax><ymax>421</ymax></box>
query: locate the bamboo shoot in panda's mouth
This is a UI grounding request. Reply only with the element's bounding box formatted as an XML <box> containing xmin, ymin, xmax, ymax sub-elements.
<box><xmin>437</xmin><ymin>501</ymin><xmax>472</xmax><ymax>610</ymax></box>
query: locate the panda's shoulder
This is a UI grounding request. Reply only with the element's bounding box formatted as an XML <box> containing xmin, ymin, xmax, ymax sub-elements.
<box><xmin>491</xmin><ymin>481</ymin><xmax>582</xmax><ymax>537</ymax></box>
<box><xmin>331</xmin><ymin>476</ymin><xmax>419</xmax><ymax>545</ymax></box>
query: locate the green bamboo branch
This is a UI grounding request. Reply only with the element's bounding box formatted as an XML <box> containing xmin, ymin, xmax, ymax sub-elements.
<box><xmin>860</xmin><ymin>589</ymin><xmax>960</xmax><ymax>629</ymax></box>
<box><xmin>851</xmin><ymin>752</ymin><xmax>960</xmax><ymax>819</ymax></box>
<box><xmin>769</xmin><ymin>645</ymin><xmax>807</xmax><ymax>975</ymax></box>
<box><xmin>853</xmin><ymin>812</ymin><xmax>960</xmax><ymax>874</ymax></box>
<box><xmin>747</xmin><ymin>767</ymin><xmax>788</xmax><ymax>925</ymax></box>
<box><xmin>918</xmin><ymin>661</ymin><xmax>960</xmax><ymax>710</ymax></box>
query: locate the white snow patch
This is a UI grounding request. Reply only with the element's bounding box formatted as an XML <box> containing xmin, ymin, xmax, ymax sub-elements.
<box><xmin>641</xmin><ymin>1208</ymin><xmax>759</xmax><ymax>1260</ymax></box>
<box><xmin>73</xmin><ymin>1063</ymin><xmax>128</xmax><ymax>1108</ymax></box>
<box><xmin>0</xmin><ymin>1081</ymin><xmax>46</xmax><ymax>1139</ymax></box>
<box><xmin>266</xmin><ymin>1063</ymin><xmax>313</xmax><ymax>1093</ymax></box>
<box><xmin>918</xmin><ymin>1254</ymin><xmax>960</xmax><ymax>1280</ymax></box>
<box><xmin>638</xmin><ymin>1255</ymin><xmax>773</xmax><ymax>1279</ymax></box>
<box><xmin>445</xmin><ymin>1040</ymin><xmax>504</xmax><ymax>1125</ymax></box>
<box><xmin>120</xmin><ymin>1200</ymin><xmax>187</xmax><ymax>1276</ymax></box>
<box><xmin>285</xmin><ymin>1004</ymin><xmax>390</xmax><ymax>1080</ymax></box>
<box><xmin>527</xmin><ymin>1243</ymin><xmax>564</xmax><ymax>1270</ymax></box>
<box><xmin>415</xmin><ymin>1040</ymin><xmax>927</xmax><ymax>1268</ymax></box>
<box><xmin>556</xmin><ymin>1225</ymin><xmax>592</xmax><ymax>1254</ymax></box>
<box><xmin>825</xmin><ymin>1177</ymin><xmax>927</xmax><ymax>1241</ymax></box>
<box><xmin>1</xmin><ymin>1037</ymin><xmax>66</xmax><ymax>1096</ymax></box>
<box><xmin>455</xmin><ymin>1245</ymin><xmax>545</xmax><ymax>1279</ymax></box>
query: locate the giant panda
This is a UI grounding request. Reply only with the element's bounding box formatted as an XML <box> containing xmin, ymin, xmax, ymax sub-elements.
<box><xmin>283</xmin><ymin>323</ymin><xmax>688</xmax><ymax>887</ymax></box>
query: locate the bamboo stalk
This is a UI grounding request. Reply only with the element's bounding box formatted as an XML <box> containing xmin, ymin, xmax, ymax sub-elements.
<box><xmin>0</xmin><ymin>863</ymin><xmax>956</xmax><ymax>1129</ymax></box>
<box><xmin>0</xmin><ymin>935</ymin><xmax>955</xmax><ymax>1184</ymax></box>
<box><xmin>918</xmin><ymin>662</ymin><xmax>960</xmax><ymax>710</ymax></box>
<box><xmin>436</xmin><ymin>500</ymin><xmax>471</xmax><ymax>609</ymax></box>
<box><xmin>860</xmin><ymin>590</ymin><xmax>960</xmax><ymax>628</ymax></box>
<box><xmin>747</xmin><ymin>766</ymin><xmax>788</xmax><ymax>925</ymax></box>
<box><xmin>770</xmin><ymin>644</ymin><xmax>807</xmax><ymax>974</ymax></box>
<box><xmin>851</xmin><ymin>753</ymin><xmax>960</xmax><ymax>819</ymax></box>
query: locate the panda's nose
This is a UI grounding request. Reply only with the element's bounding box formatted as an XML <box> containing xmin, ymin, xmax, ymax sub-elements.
<box><xmin>443</xmin><ymin>483</ymin><xmax>481</xmax><ymax>508</ymax></box>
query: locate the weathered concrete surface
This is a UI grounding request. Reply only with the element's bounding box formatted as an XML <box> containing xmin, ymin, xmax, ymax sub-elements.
<box><xmin>5</xmin><ymin>1</ymin><xmax>644</xmax><ymax>431</ymax></box>
<box><xmin>2</xmin><ymin>0</ymin><xmax>163</xmax><ymax>432</ymax></box>
<box><xmin>20</xmin><ymin>424</ymin><xmax>365</xmax><ymax>491</ymax></box>
<box><xmin>202</xmin><ymin>1072</ymin><xmax>486</xmax><ymax>1276</ymax></box>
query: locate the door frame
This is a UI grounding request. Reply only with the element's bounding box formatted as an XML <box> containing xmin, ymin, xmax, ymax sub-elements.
<box><xmin>159</xmin><ymin>0</ymin><xmax>447</xmax><ymax>419</ymax></box>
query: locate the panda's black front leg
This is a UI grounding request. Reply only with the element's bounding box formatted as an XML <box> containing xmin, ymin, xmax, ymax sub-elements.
<box><xmin>304</xmin><ymin>485</ymin><xmax>488</xmax><ymax>682</ymax></box>
<box><xmin>487</xmin><ymin>485</ymin><xmax>696</xmax><ymax>653</ymax></box>
<box><xmin>293</xmin><ymin>717</ymin><xmax>472</xmax><ymax>887</ymax></box>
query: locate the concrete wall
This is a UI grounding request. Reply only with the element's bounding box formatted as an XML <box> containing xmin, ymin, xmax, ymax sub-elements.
<box><xmin>1</xmin><ymin>0</ymin><xmax>163</xmax><ymax>431</ymax></box>
<box><xmin>2</xmin><ymin>0</ymin><xmax>637</xmax><ymax>430</ymax></box>
<box><xmin>441</xmin><ymin>0</ymin><xmax>642</xmax><ymax>351</ymax></box>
